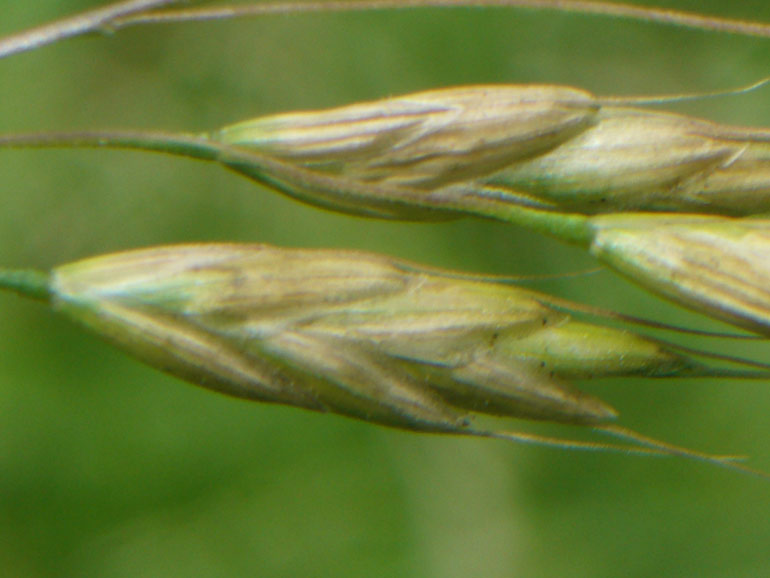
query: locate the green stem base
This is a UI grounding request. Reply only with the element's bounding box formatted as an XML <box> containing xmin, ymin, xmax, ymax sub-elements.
<box><xmin>0</xmin><ymin>269</ymin><xmax>52</xmax><ymax>303</ymax></box>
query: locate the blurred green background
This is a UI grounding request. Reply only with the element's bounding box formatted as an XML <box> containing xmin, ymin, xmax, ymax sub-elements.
<box><xmin>3</xmin><ymin>1</ymin><xmax>770</xmax><ymax>576</ymax></box>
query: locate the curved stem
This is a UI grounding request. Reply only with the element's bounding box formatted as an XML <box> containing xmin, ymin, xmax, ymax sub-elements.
<box><xmin>3</xmin><ymin>0</ymin><xmax>770</xmax><ymax>63</ymax></box>
<box><xmin>0</xmin><ymin>0</ymin><xmax>187</xmax><ymax>61</ymax></box>
<box><xmin>113</xmin><ymin>0</ymin><xmax>770</xmax><ymax>39</ymax></box>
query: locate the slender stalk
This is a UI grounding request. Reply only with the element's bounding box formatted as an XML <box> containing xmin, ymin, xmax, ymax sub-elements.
<box><xmin>0</xmin><ymin>0</ymin><xmax>187</xmax><ymax>60</ymax></box>
<box><xmin>0</xmin><ymin>130</ymin><xmax>221</xmax><ymax>161</ymax></box>
<box><xmin>113</xmin><ymin>0</ymin><xmax>770</xmax><ymax>39</ymax></box>
<box><xmin>2</xmin><ymin>0</ymin><xmax>770</xmax><ymax>63</ymax></box>
<box><xmin>0</xmin><ymin>130</ymin><xmax>468</xmax><ymax>218</ymax></box>
<box><xmin>467</xmin><ymin>199</ymin><xmax>594</xmax><ymax>246</ymax></box>
<box><xmin>0</xmin><ymin>269</ymin><xmax>51</xmax><ymax>303</ymax></box>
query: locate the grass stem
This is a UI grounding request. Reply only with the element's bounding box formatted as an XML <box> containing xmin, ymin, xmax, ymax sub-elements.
<box><xmin>0</xmin><ymin>269</ymin><xmax>51</xmax><ymax>303</ymax></box>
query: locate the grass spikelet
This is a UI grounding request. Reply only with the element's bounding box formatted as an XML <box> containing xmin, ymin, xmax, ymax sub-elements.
<box><xmin>210</xmin><ymin>84</ymin><xmax>770</xmax><ymax>217</ymax></box>
<box><xmin>1</xmin><ymin>243</ymin><xmax>768</xmax><ymax>476</ymax></box>
<box><xmin>215</xmin><ymin>85</ymin><xmax>598</xmax><ymax>188</ymax></box>
<box><xmin>7</xmin><ymin>82</ymin><xmax>770</xmax><ymax>219</ymax></box>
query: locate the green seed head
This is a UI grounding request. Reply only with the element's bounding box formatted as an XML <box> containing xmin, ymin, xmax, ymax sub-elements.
<box><xmin>46</xmin><ymin>244</ymin><xmax>717</xmax><ymax>430</ymax></box>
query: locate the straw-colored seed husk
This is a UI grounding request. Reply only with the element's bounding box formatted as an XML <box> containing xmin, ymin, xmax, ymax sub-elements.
<box><xmin>50</xmin><ymin>244</ymin><xmax>708</xmax><ymax>431</ymax></box>
<box><xmin>217</xmin><ymin>85</ymin><xmax>598</xmax><ymax>190</ymax></box>
<box><xmin>490</xmin><ymin>107</ymin><xmax>770</xmax><ymax>215</ymax></box>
